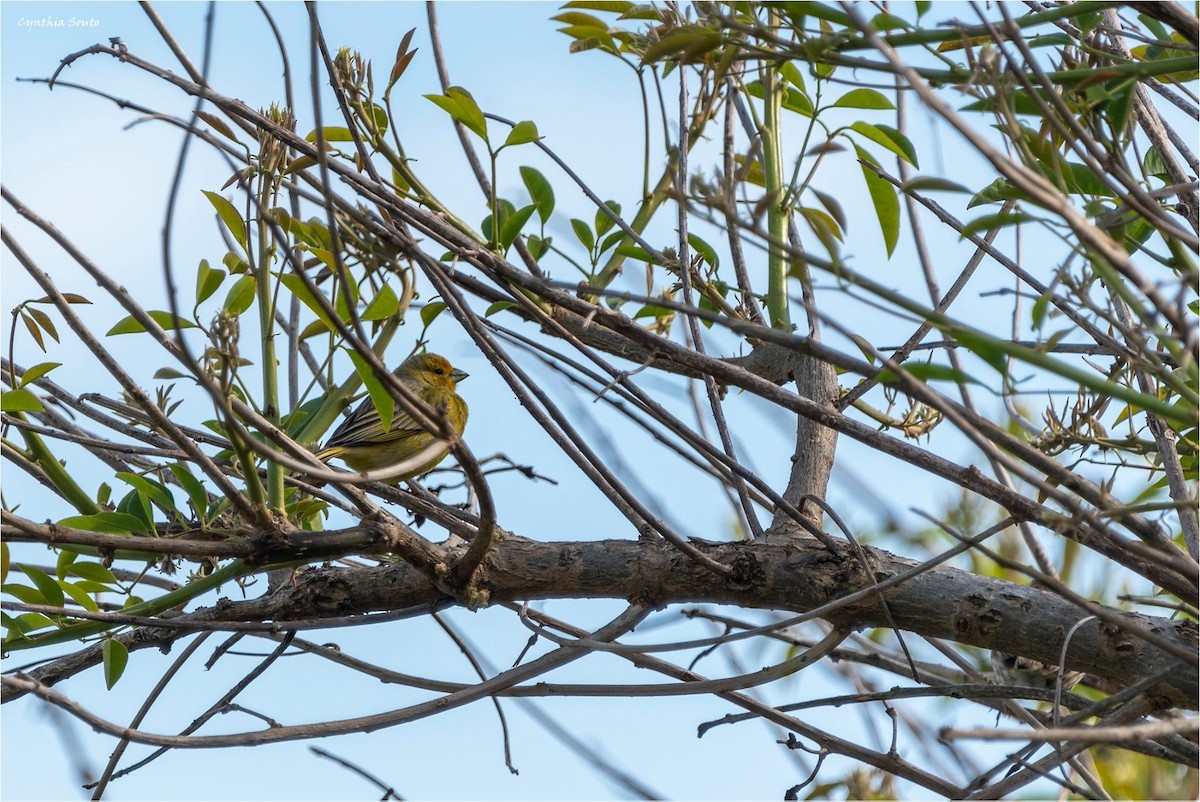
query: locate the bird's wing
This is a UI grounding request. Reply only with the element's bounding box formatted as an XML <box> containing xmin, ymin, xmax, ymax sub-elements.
<box><xmin>323</xmin><ymin>391</ymin><xmax>429</xmax><ymax>449</ymax></box>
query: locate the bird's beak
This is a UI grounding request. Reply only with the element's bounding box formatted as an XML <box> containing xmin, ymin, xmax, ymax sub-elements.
<box><xmin>451</xmin><ymin>368</ymin><xmax>469</xmax><ymax>383</ymax></box>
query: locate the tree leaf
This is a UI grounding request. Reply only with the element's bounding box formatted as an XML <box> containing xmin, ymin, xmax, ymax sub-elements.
<box><xmin>21</xmin><ymin>564</ymin><xmax>65</xmax><ymax>608</ymax></box>
<box><xmin>61</xmin><ymin>581</ymin><xmax>99</xmax><ymax>613</ymax></box>
<box><xmin>485</xmin><ymin>301</ymin><xmax>517</xmax><ymax>317</ymax></box>
<box><xmin>1</xmin><ymin>388</ymin><xmax>45</xmax><ymax>413</ymax></box>
<box><xmin>102</xmin><ymin>638</ymin><xmax>129</xmax><ymax>689</ymax></box>
<box><xmin>420</xmin><ymin>301</ymin><xmax>447</xmax><ymax>329</ymax></box>
<box><xmin>387</xmin><ymin>28</ymin><xmax>418</xmax><ymax>92</ymax></box>
<box><xmin>500</xmin><ymin>204</ymin><xmax>538</xmax><ymax>250</ymax></box>
<box><xmin>831</xmin><ymin>88</ymin><xmax>895</xmax><ymax>110</ymax></box>
<box><xmin>201</xmin><ymin>190</ymin><xmax>248</xmax><ymax>251</ymax></box>
<box><xmin>222</xmin><ymin>275</ymin><xmax>257</xmax><ymax>317</ymax></box>
<box><xmin>424</xmin><ymin>86</ymin><xmax>488</xmax><ymax>141</ymax></box>
<box><xmin>502</xmin><ymin>120</ymin><xmax>541</xmax><ymax>149</ymax></box>
<box><xmin>849</xmin><ymin>121</ymin><xmax>918</xmax><ymax>166</ymax></box>
<box><xmin>855</xmin><ymin>145</ymin><xmax>900</xmax><ymax>257</ymax></box>
<box><xmin>196</xmin><ymin>111</ymin><xmax>238</xmax><ymax>143</ymax></box>
<box><xmin>18</xmin><ymin>362</ymin><xmax>61</xmax><ymax>387</ymax></box>
<box><xmin>195</xmin><ymin>259</ymin><xmax>226</xmax><ymax>306</ymax></box>
<box><xmin>571</xmin><ymin>218</ymin><xmax>595</xmax><ymax>251</ymax></box>
<box><xmin>361</xmin><ymin>283</ymin><xmax>400</xmax><ymax>322</ymax></box>
<box><xmin>20</xmin><ymin>311</ymin><xmax>46</xmax><ymax>352</ymax></box>
<box><xmin>594</xmin><ymin>200</ymin><xmax>622</xmax><ymax>237</ymax></box>
<box><xmin>876</xmin><ymin>362</ymin><xmax>982</xmax><ymax>387</ymax></box>
<box><xmin>961</xmin><ymin>211</ymin><xmax>1041</xmax><ymax>238</ymax></box>
<box><xmin>69</xmin><ymin>562</ymin><xmax>117</xmax><ymax>584</ymax></box>
<box><xmin>107</xmin><ymin>311</ymin><xmax>198</xmax><ymax>336</ymax></box>
<box><xmin>168</xmin><ymin>463</ymin><xmax>210</xmax><ymax>524</ymax></box>
<box><xmin>303</xmin><ymin>126</ymin><xmax>355</xmax><ymax>143</ymax></box>
<box><xmin>520</xmin><ymin>166</ymin><xmax>556</xmax><ymax>224</ymax></box>
<box><xmin>687</xmin><ymin>233</ymin><xmax>720</xmax><ymax>267</ymax></box>
<box><xmin>25</xmin><ymin>308</ymin><xmax>59</xmax><ymax>343</ymax></box>
<box><xmin>346</xmin><ymin>350</ymin><xmax>394</xmax><ymax>434</ymax></box>
<box><xmin>279</xmin><ymin>273</ymin><xmax>336</xmax><ymax>330</ymax></box>
<box><xmin>900</xmin><ymin>176</ymin><xmax>970</xmax><ymax>194</ymax></box>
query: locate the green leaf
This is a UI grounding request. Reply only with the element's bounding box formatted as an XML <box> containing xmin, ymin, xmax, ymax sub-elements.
<box><xmin>9</xmin><ymin>612</ymin><xmax>56</xmax><ymax>634</ymax></box>
<box><xmin>420</xmin><ymin>301</ymin><xmax>447</xmax><ymax>329</ymax></box>
<box><xmin>56</xmin><ymin>548</ymin><xmax>77</xmax><ymax>580</ymax></box>
<box><xmin>69</xmin><ymin>562</ymin><xmax>117</xmax><ymax>585</ymax></box>
<box><xmin>424</xmin><ymin>86</ymin><xmax>488</xmax><ymax>141</ymax></box>
<box><xmin>571</xmin><ymin>219</ymin><xmax>595</xmax><ymax>251</ymax></box>
<box><xmin>876</xmin><ymin>362</ymin><xmax>982</xmax><ymax>387</ymax></box>
<box><xmin>968</xmin><ymin>178</ymin><xmax>1033</xmax><ymax>208</ymax></box>
<box><xmin>168</xmin><ymin>463</ymin><xmax>210</xmax><ymax>523</ymax></box>
<box><xmin>303</xmin><ymin>126</ymin><xmax>355</xmax><ymax>143</ymax></box>
<box><xmin>61</xmin><ymin>581</ymin><xmax>99</xmax><ymax>613</ymax></box>
<box><xmin>116</xmin><ymin>472</ymin><xmax>176</xmax><ymax>514</ymax></box>
<box><xmin>20</xmin><ymin>311</ymin><xmax>46</xmax><ymax>353</ymax></box>
<box><xmin>779</xmin><ymin>61</ymin><xmax>807</xmax><ymax>91</ymax></box>
<box><xmin>811</xmin><ymin>189</ymin><xmax>847</xmax><ymax>232</ymax></box>
<box><xmin>961</xmin><ymin>211</ymin><xmax>1041</xmax><ymax>238</ymax></box>
<box><xmin>195</xmin><ymin>259</ymin><xmax>225</xmax><ymax>306</ymax></box>
<box><xmin>633</xmin><ymin>304</ymin><xmax>674</xmax><ymax>320</ymax></box>
<box><xmin>951</xmin><ymin>330</ymin><xmax>1007</xmax><ymax>374</ymax></box>
<box><xmin>900</xmin><ymin>176</ymin><xmax>970</xmax><ymax>194</ymax></box>
<box><xmin>526</xmin><ymin>234</ymin><xmax>551</xmax><ymax>260</ymax></box>
<box><xmin>594</xmin><ymin>200</ymin><xmax>622</xmax><ymax>237</ymax></box>
<box><xmin>21</xmin><ymin>565</ymin><xmax>64</xmax><ymax>608</ymax></box>
<box><xmin>687</xmin><ymin>233</ymin><xmax>720</xmax><ymax>267</ymax></box>
<box><xmin>1</xmin><ymin>542</ymin><xmax>8</xmax><ymax>584</ymax></box>
<box><xmin>107</xmin><ymin>311</ymin><xmax>197</xmax><ymax>336</ymax></box>
<box><xmin>639</xmin><ymin>24</ymin><xmax>722</xmax><ymax>65</ymax></box>
<box><xmin>561</xmin><ymin>1</ymin><xmax>633</xmax><ymax>12</ymax></box>
<box><xmin>1</xmin><ymin>388</ymin><xmax>44</xmax><ymax>413</ymax></box>
<box><xmin>485</xmin><ymin>301</ymin><xmax>517</xmax><ymax>317</ymax></box>
<box><xmin>598</xmin><ymin>231</ymin><xmax>624</xmax><ymax>255</ymax></box>
<box><xmin>799</xmin><ymin>206</ymin><xmax>844</xmax><ymax>249</ymax></box>
<box><xmin>346</xmin><ymin>350</ymin><xmax>394</xmax><ymax>434</ymax></box>
<box><xmin>58</xmin><ymin>511</ymin><xmax>149</xmax><ymax>535</ymax></box>
<box><xmin>361</xmin><ymin>284</ymin><xmax>401</xmax><ymax>322</ymax></box>
<box><xmin>500</xmin><ymin>204</ymin><xmax>538</xmax><ymax>250</ymax></box>
<box><xmin>831</xmin><ymin>88</ymin><xmax>894</xmax><ymax>110</ymax></box>
<box><xmin>615</xmin><ymin>244</ymin><xmax>655</xmax><ymax>263</ymax></box>
<box><xmin>520</xmin><ymin>166</ymin><xmax>556</xmax><ymax>224</ymax></box>
<box><xmin>745</xmin><ymin>79</ymin><xmax>813</xmax><ymax>117</ymax></box>
<box><xmin>279</xmin><ymin>273</ymin><xmax>336</xmax><ymax>331</ymax></box>
<box><xmin>849</xmin><ymin>122</ymin><xmax>918</xmax><ymax>166</ymax></box>
<box><xmin>102</xmin><ymin>638</ymin><xmax>129</xmax><ymax>689</ymax></box>
<box><xmin>855</xmin><ymin>145</ymin><xmax>900</xmax><ymax>257</ymax></box>
<box><xmin>3</xmin><ymin>584</ymin><xmax>47</xmax><ymax>606</ymax></box>
<box><xmin>222</xmin><ymin>274</ymin><xmax>257</xmax><ymax>317</ymax></box>
<box><xmin>1031</xmin><ymin>291</ymin><xmax>1052</xmax><ymax>330</ymax></box>
<box><xmin>201</xmin><ymin>191</ymin><xmax>248</xmax><ymax>251</ymax></box>
<box><xmin>502</xmin><ymin>120</ymin><xmax>541</xmax><ymax>149</ymax></box>
<box><xmin>25</xmin><ymin>308</ymin><xmax>59</xmax><ymax>343</ymax></box>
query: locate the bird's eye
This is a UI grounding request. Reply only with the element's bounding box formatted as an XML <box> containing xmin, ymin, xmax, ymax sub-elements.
<box><xmin>435</xmin><ymin>368</ymin><xmax>445</xmax><ymax>375</ymax></box>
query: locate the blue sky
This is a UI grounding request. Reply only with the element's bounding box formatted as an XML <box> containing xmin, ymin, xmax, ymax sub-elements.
<box><xmin>1</xmin><ymin>2</ymin><xmax>1158</xmax><ymax>799</ymax></box>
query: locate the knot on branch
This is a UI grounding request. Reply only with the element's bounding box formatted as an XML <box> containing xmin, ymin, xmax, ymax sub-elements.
<box><xmin>724</xmin><ymin>546</ymin><xmax>765</xmax><ymax>592</ymax></box>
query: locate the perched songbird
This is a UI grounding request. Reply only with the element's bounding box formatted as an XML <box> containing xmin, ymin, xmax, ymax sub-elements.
<box><xmin>316</xmin><ymin>352</ymin><xmax>468</xmax><ymax>480</ymax></box>
<box><xmin>990</xmin><ymin>649</ymin><xmax>1084</xmax><ymax>693</ymax></box>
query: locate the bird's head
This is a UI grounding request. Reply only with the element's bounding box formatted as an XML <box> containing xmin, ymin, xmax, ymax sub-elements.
<box><xmin>401</xmin><ymin>352</ymin><xmax>468</xmax><ymax>391</ymax></box>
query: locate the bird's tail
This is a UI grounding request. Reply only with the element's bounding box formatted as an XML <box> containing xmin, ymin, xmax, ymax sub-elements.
<box><xmin>314</xmin><ymin>447</ymin><xmax>345</xmax><ymax>462</ymax></box>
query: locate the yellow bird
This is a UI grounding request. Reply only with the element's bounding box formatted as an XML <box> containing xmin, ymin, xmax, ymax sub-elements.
<box><xmin>316</xmin><ymin>352</ymin><xmax>469</xmax><ymax>479</ymax></box>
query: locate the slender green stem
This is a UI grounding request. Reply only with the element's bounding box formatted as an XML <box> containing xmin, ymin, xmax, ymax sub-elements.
<box><xmin>14</xmin><ymin>417</ymin><xmax>100</xmax><ymax>515</ymax></box>
<box><xmin>254</xmin><ymin>177</ymin><xmax>285</xmax><ymax>513</ymax></box>
<box><xmin>761</xmin><ymin>9</ymin><xmax>790</xmax><ymax>330</ymax></box>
